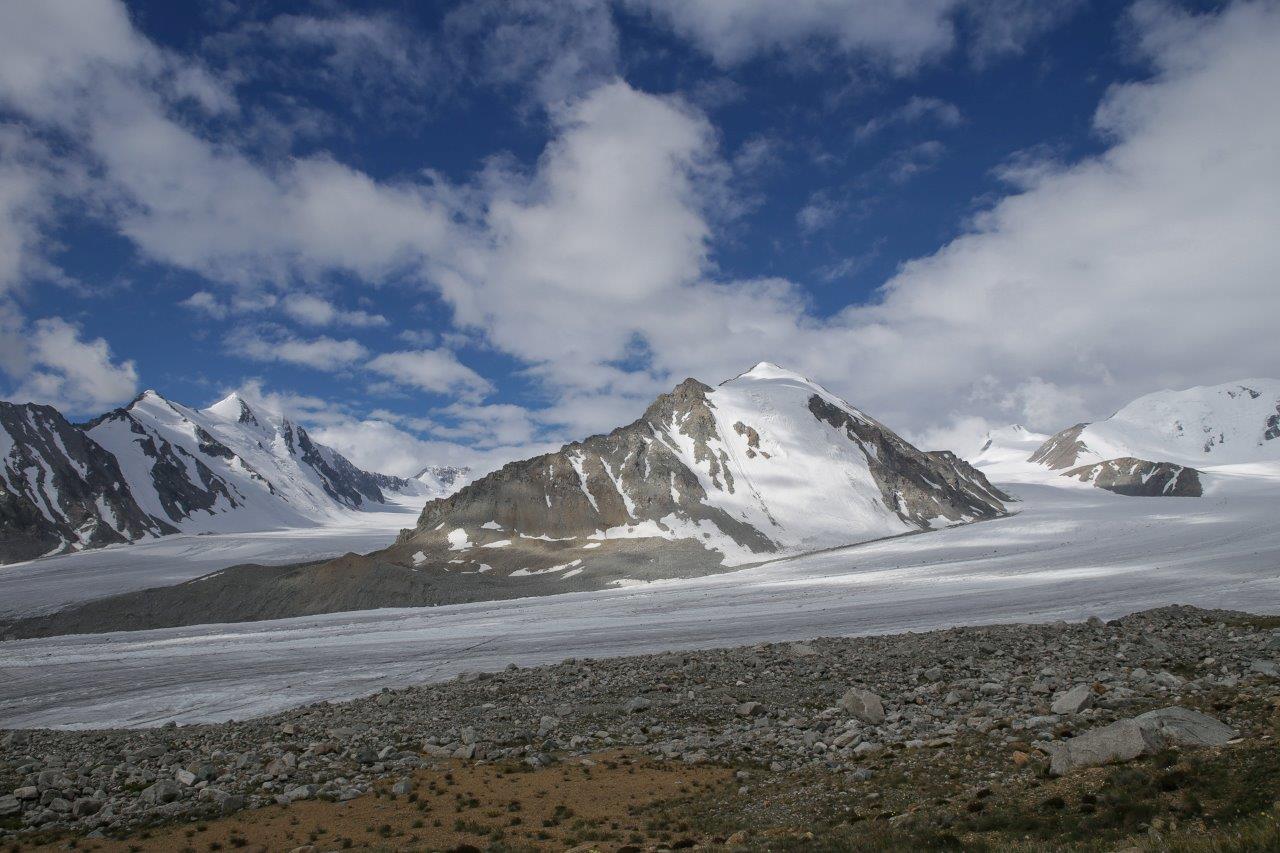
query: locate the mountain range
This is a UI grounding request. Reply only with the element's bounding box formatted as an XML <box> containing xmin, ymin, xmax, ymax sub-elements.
<box><xmin>0</xmin><ymin>391</ymin><xmax>422</xmax><ymax>564</ymax></box>
<box><xmin>3</xmin><ymin>363</ymin><xmax>1014</xmax><ymax>634</ymax></box>
<box><xmin>973</xmin><ymin>379</ymin><xmax>1280</xmax><ymax>495</ymax></box>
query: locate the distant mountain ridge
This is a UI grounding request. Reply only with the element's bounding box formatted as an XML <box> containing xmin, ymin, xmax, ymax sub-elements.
<box><xmin>1030</xmin><ymin>379</ymin><xmax>1280</xmax><ymax>470</ymax></box>
<box><xmin>0</xmin><ymin>391</ymin><xmax>422</xmax><ymax>564</ymax></box>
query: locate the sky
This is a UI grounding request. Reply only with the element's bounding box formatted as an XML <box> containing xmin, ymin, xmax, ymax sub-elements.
<box><xmin>0</xmin><ymin>0</ymin><xmax>1276</xmax><ymax>477</ymax></box>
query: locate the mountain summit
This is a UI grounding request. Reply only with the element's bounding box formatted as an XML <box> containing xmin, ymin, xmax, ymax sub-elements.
<box><xmin>392</xmin><ymin>363</ymin><xmax>1011</xmax><ymax>580</ymax></box>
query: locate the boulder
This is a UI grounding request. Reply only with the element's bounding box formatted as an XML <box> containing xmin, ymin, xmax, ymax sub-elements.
<box><xmin>840</xmin><ymin>688</ymin><xmax>885</xmax><ymax>724</ymax></box>
<box><xmin>0</xmin><ymin>795</ymin><xmax>20</xmax><ymax>817</ymax></box>
<box><xmin>140</xmin><ymin>779</ymin><xmax>181</xmax><ymax>805</ymax></box>
<box><xmin>1047</xmin><ymin>719</ymin><xmax>1162</xmax><ymax>776</ymax></box>
<box><xmin>624</xmin><ymin>697</ymin><xmax>652</xmax><ymax>714</ymax></box>
<box><xmin>1134</xmin><ymin>706</ymin><xmax>1237</xmax><ymax>747</ymax></box>
<box><xmin>1249</xmin><ymin>660</ymin><xmax>1278</xmax><ymax>677</ymax></box>
<box><xmin>736</xmin><ymin>701</ymin><xmax>765</xmax><ymax>717</ymax></box>
<box><xmin>1051</xmin><ymin>684</ymin><xmax>1094</xmax><ymax>715</ymax></box>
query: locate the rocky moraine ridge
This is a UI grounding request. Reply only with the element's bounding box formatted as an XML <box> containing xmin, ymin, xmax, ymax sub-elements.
<box><xmin>2</xmin><ymin>605</ymin><xmax>1279</xmax><ymax>847</ymax></box>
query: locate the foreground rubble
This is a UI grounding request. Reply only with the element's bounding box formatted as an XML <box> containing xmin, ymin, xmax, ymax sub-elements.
<box><xmin>2</xmin><ymin>604</ymin><xmax>1279</xmax><ymax>850</ymax></box>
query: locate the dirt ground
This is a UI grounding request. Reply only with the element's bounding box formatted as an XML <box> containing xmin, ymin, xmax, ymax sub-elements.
<box><xmin>15</xmin><ymin>753</ymin><xmax>732</xmax><ymax>853</ymax></box>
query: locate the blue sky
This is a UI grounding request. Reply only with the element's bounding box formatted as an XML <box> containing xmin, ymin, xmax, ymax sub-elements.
<box><xmin>0</xmin><ymin>0</ymin><xmax>1276</xmax><ymax>476</ymax></box>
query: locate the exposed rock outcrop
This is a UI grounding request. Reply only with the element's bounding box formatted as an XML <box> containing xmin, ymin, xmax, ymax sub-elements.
<box><xmin>1063</xmin><ymin>457</ymin><xmax>1203</xmax><ymax>497</ymax></box>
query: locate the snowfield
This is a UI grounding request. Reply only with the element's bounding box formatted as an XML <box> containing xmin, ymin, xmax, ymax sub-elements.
<box><xmin>2</xmin><ymin>463</ymin><xmax>1278</xmax><ymax>729</ymax></box>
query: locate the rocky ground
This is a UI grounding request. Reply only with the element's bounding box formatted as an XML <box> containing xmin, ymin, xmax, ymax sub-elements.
<box><xmin>3</xmin><ymin>604</ymin><xmax>1280</xmax><ymax>851</ymax></box>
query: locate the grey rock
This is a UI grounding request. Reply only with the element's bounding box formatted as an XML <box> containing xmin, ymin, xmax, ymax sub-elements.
<box><xmin>840</xmin><ymin>688</ymin><xmax>885</xmax><ymax>724</ymax></box>
<box><xmin>140</xmin><ymin>779</ymin><xmax>181</xmax><ymax>805</ymax></box>
<box><xmin>624</xmin><ymin>696</ymin><xmax>652</xmax><ymax>713</ymax></box>
<box><xmin>1047</xmin><ymin>719</ymin><xmax>1162</xmax><ymax>776</ymax></box>
<box><xmin>71</xmin><ymin>797</ymin><xmax>102</xmax><ymax>817</ymax></box>
<box><xmin>13</xmin><ymin>786</ymin><xmax>38</xmax><ymax>801</ymax></box>
<box><xmin>1134</xmin><ymin>706</ymin><xmax>1237</xmax><ymax>747</ymax></box>
<box><xmin>1248</xmin><ymin>659</ymin><xmax>1278</xmax><ymax>677</ymax></box>
<box><xmin>1050</xmin><ymin>684</ymin><xmax>1095</xmax><ymax>715</ymax></box>
<box><xmin>0</xmin><ymin>795</ymin><xmax>20</xmax><ymax>817</ymax></box>
<box><xmin>736</xmin><ymin>701</ymin><xmax>765</xmax><ymax>717</ymax></box>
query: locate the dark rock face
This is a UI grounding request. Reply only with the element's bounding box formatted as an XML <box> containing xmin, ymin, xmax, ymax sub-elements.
<box><xmin>1063</xmin><ymin>457</ymin><xmax>1203</xmax><ymax>497</ymax></box>
<box><xmin>84</xmin><ymin>407</ymin><xmax>246</xmax><ymax>523</ymax></box>
<box><xmin>0</xmin><ymin>403</ymin><xmax>173</xmax><ymax>563</ymax></box>
<box><xmin>806</xmin><ymin>396</ymin><xmax>1012</xmax><ymax>528</ymax></box>
<box><xmin>287</xmin><ymin>419</ymin><xmax>391</xmax><ymax>508</ymax></box>
<box><xmin>1029</xmin><ymin>423</ymin><xmax>1092</xmax><ymax>470</ymax></box>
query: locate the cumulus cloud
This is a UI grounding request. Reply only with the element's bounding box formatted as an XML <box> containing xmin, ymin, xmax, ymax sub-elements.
<box><xmin>227</xmin><ymin>326</ymin><xmax>369</xmax><ymax>370</ymax></box>
<box><xmin>365</xmin><ymin>349</ymin><xmax>494</xmax><ymax>398</ymax></box>
<box><xmin>281</xmin><ymin>294</ymin><xmax>387</xmax><ymax>328</ymax></box>
<box><xmin>0</xmin><ymin>0</ymin><xmax>1276</xmax><ymax>462</ymax></box>
<box><xmin>1</xmin><ymin>316</ymin><xmax>138</xmax><ymax>413</ymax></box>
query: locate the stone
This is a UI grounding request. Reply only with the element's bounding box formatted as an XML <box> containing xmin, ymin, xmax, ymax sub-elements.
<box><xmin>13</xmin><ymin>786</ymin><xmax>38</xmax><ymax>801</ymax></box>
<box><xmin>1249</xmin><ymin>660</ymin><xmax>1278</xmax><ymax>677</ymax></box>
<box><xmin>788</xmin><ymin>642</ymin><xmax>818</xmax><ymax>657</ymax></box>
<box><xmin>840</xmin><ymin>688</ymin><xmax>885</xmax><ymax>725</ymax></box>
<box><xmin>1051</xmin><ymin>684</ymin><xmax>1095</xmax><ymax>715</ymax></box>
<box><xmin>71</xmin><ymin>798</ymin><xmax>102</xmax><ymax>817</ymax></box>
<box><xmin>1047</xmin><ymin>719</ymin><xmax>1162</xmax><ymax>776</ymax></box>
<box><xmin>391</xmin><ymin>778</ymin><xmax>413</xmax><ymax>796</ymax></box>
<box><xmin>140</xmin><ymin>779</ymin><xmax>181</xmax><ymax>805</ymax></box>
<box><xmin>175</xmin><ymin>769</ymin><xmax>197</xmax><ymax>786</ymax></box>
<box><xmin>0</xmin><ymin>795</ymin><xmax>20</xmax><ymax>817</ymax></box>
<box><xmin>736</xmin><ymin>701</ymin><xmax>765</xmax><ymax>717</ymax></box>
<box><xmin>624</xmin><ymin>696</ymin><xmax>652</xmax><ymax>713</ymax></box>
<box><xmin>1134</xmin><ymin>706</ymin><xmax>1237</xmax><ymax>747</ymax></box>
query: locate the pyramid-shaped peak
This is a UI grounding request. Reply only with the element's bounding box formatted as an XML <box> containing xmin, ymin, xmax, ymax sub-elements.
<box><xmin>206</xmin><ymin>392</ymin><xmax>260</xmax><ymax>425</ymax></box>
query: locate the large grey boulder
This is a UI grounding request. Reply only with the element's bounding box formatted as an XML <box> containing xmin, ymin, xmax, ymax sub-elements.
<box><xmin>840</xmin><ymin>688</ymin><xmax>885</xmax><ymax>724</ymax></box>
<box><xmin>0</xmin><ymin>795</ymin><xmax>20</xmax><ymax>817</ymax></box>
<box><xmin>140</xmin><ymin>779</ymin><xmax>181</xmax><ymax>805</ymax></box>
<box><xmin>1051</xmin><ymin>683</ymin><xmax>1094</xmax><ymax>715</ymax></box>
<box><xmin>1047</xmin><ymin>719</ymin><xmax>1162</xmax><ymax>776</ymax></box>
<box><xmin>1135</xmin><ymin>706</ymin><xmax>1237</xmax><ymax>746</ymax></box>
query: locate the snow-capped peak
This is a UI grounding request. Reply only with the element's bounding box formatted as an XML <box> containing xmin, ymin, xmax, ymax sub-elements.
<box><xmin>722</xmin><ymin>361</ymin><xmax>816</xmax><ymax>386</ymax></box>
<box><xmin>205</xmin><ymin>392</ymin><xmax>260</xmax><ymax>426</ymax></box>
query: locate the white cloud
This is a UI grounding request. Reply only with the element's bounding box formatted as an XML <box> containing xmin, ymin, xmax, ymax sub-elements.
<box><xmin>281</xmin><ymin>294</ymin><xmax>387</xmax><ymax>328</ymax></box>
<box><xmin>2</xmin><ymin>316</ymin><xmax>138</xmax><ymax>413</ymax></box>
<box><xmin>365</xmin><ymin>349</ymin><xmax>493</xmax><ymax>397</ymax></box>
<box><xmin>443</xmin><ymin>0</ymin><xmax>619</xmax><ymax>106</ymax></box>
<box><xmin>179</xmin><ymin>290</ymin><xmax>227</xmax><ymax>319</ymax></box>
<box><xmin>228</xmin><ymin>326</ymin><xmax>369</xmax><ymax>370</ymax></box>
<box><xmin>622</xmin><ymin>0</ymin><xmax>1078</xmax><ymax>72</ymax></box>
<box><xmin>0</xmin><ymin>0</ymin><xmax>1276</xmax><ymax>461</ymax></box>
<box><xmin>855</xmin><ymin>96</ymin><xmax>963</xmax><ymax>142</ymax></box>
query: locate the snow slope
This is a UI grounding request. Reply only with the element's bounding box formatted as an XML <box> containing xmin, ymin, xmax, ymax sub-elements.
<box><xmin>3</xmin><ymin>463</ymin><xmax>1278</xmax><ymax>728</ymax></box>
<box><xmin>1032</xmin><ymin>379</ymin><xmax>1280</xmax><ymax>469</ymax></box>
<box><xmin>967</xmin><ymin>424</ymin><xmax>1051</xmax><ymax>482</ymax></box>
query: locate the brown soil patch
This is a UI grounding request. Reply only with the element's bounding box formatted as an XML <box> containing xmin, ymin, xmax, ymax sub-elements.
<box><xmin>16</xmin><ymin>752</ymin><xmax>731</xmax><ymax>853</ymax></box>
